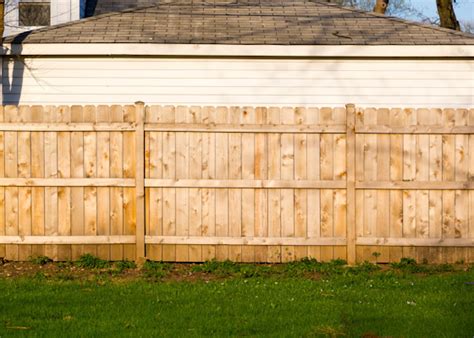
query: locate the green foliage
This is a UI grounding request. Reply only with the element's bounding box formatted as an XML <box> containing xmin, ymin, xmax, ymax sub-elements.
<box><xmin>75</xmin><ymin>254</ymin><xmax>111</xmax><ymax>269</ymax></box>
<box><xmin>29</xmin><ymin>255</ymin><xmax>53</xmax><ymax>266</ymax></box>
<box><xmin>141</xmin><ymin>260</ymin><xmax>172</xmax><ymax>280</ymax></box>
<box><xmin>191</xmin><ymin>260</ymin><xmax>239</xmax><ymax>275</ymax></box>
<box><xmin>391</xmin><ymin>257</ymin><xmax>455</xmax><ymax>274</ymax></box>
<box><xmin>391</xmin><ymin>257</ymin><xmax>417</xmax><ymax>269</ymax></box>
<box><xmin>33</xmin><ymin>272</ymin><xmax>47</xmax><ymax>280</ymax></box>
<box><xmin>347</xmin><ymin>261</ymin><xmax>381</xmax><ymax>274</ymax></box>
<box><xmin>191</xmin><ymin>260</ymin><xmax>272</xmax><ymax>278</ymax></box>
<box><xmin>284</xmin><ymin>258</ymin><xmax>347</xmax><ymax>276</ymax></box>
<box><xmin>57</xmin><ymin>261</ymin><xmax>74</xmax><ymax>269</ymax></box>
<box><xmin>113</xmin><ymin>260</ymin><xmax>137</xmax><ymax>273</ymax></box>
<box><xmin>54</xmin><ymin>272</ymin><xmax>75</xmax><ymax>282</ymax></box>
<box><xmin>237</xmin><ymin>264</ymin><xmax>272</xmax><ymax>278</ymax></box>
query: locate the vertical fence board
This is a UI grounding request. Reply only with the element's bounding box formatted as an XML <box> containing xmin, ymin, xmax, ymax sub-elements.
<box><xmin>44</xmin><ymin>116</ymin><xmax>59</xmax><ymax>260</ymax></box>
<box><xmin>147</xmin><ymin>107</ymin><xmax>163</xmax><ymax>260</ymax></box>
<box><xmin>57</xmin><ymin>106</ymin><xmax>72</xmax><ymax>261</ymax></box>
<box><xmin>96</xmin><ymin>106</ymin><xmax>110</xmax><ymax>260</ymax></box>
<box><xmin>201</xmin><ymin>106</ymin><xmax>217</xmax><ymax>261</ymax></box>
<box><xmin>83</xmin><ymin>106</ymin><xmax>97</xmax><ymax>257</ymax></box>
<box><xmin>254</xmin><ymin>107</ymin><xmax>268</xmax><ymax>262</ymax></box>
<box><xmin>17</xmin><ymin>107</ymin><xmax>31</xmax><ymax>261</ymax></box>
<box><xmin>215</xmin><ymin>107</ymin><xmax>229</xmax><ymax>261</ymax></box>
<box><xmin>266</xmin><ymin>107</ymin><xmax>281</xmax><ymax>262</ymax></box>
<box><xmin>241</xmin><ymin>107</ymin><xmax>255</xmax><ymax>262</ymax></box>
<box><xmin>70</xmin><ymin>106</ymin><xmax>84</xmax><ymax>260</ymax></box>
<box><xmin>5</xmin><ymin>106</ymin><xmax>19</xmax><ymax>260</ymax></box>
<box><xmin>109</xmin><ymin>106</ymin><xmax>124</xmax><ymax>260</ymax></box>
<box><xmin>228</xmin><ymin>127</ymin><xmax>242</xmax><ymax>262</ymax></box>
<box><xmin>320</xmin><ymin>110</ymin><xmax>334</xmax><ymax>261</ymax></box>
<box><xmin>30</xmin><ymin>106</ymin><xmax>45</xmax><ymax>258</ymax></box>
<box><xmin>162</xmin><ymin>106</ymin><xmax>176</xmax><ymax>261</ymax></box>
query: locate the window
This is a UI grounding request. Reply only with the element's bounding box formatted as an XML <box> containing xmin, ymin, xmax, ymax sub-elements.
<box><xmin>19</xmin><ymin>2</ymin><xmax>51</xmax><ymax>26</ymax></box>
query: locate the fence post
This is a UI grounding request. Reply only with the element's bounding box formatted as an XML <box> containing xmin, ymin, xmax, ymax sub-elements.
<box><xmin>346</xmin><ymin>104</ymin><xmax>357</xmax><ymax>265</ymax></box>
<box><xmin>135</xmin><ymin>101</ymin><xmax>146</xmax><ymax>262</ymax></box>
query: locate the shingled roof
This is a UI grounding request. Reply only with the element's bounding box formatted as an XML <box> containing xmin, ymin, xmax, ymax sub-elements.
<box><xmin>5</xmin><ymin>0</ymin><xmax>474</xmax><ymax>45</ymax></box>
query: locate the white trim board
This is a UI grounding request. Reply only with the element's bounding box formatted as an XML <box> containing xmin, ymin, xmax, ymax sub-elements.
<box><xmin>2</xmin><ymin>44</ymin><xmax>473</xmax><ymax>58</ymax></box>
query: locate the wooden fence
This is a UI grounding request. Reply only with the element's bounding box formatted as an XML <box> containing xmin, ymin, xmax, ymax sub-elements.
<box><xmin>0</xmin><ymin>104</ymin><xmax>472</xmax><ymax>264</ymax></box>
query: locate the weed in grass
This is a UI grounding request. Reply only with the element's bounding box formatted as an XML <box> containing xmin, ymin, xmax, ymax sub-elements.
<box><xmin>29</xmin><ymin>255</ymin><xmax>52</xmax><ymax>266</ymax></box>
<box><xmin>33</xmin><ymin>272</ymin><xmax>47</xmax><ymax>280</ymax></box>
<box><xmin>142</xmin><ymin>260</ymin><xmax>172</xmax><ymax>280</ymax></box>
<box><xmin>55</xmin><ymin>272</ymin><xmax>76</xmax><ymax>282</ymax></box>
<box><xmin>192</xmin><ymin>260</ymin><xmax>273</xmax><ymax>278</ymax></box>
<box><xmin>391</xmin><ymin>257</ymin><xmax>417</xmax><ymax>269</ymax></box>
<box><xmin>238</xmin><ymin>264</ymin><xmax>272</xmax><ymax>278</ymax></box>
<box><xmin>57</xmin><ymin>261</ymin><xmax>74</xmax><ymax>269</ymax></box>
<box><xmin>347</xmin><ymin>261</ymin><xmax>381</xmax><ymax>274</ymax></box>
<box><xmin>284</xmin><ymin>258</ymin><xmax>347</xmax><ymax>276</ymax></box>
<box><xmin>431</xmin><ymin>264</ymin><xmax>456</xmax><ymax>273</ymax></box>
<box><xmin>75</xmin><ymin>254</ymin><xmax>111</xmax><ymax>269</ymax></box>
<box><xmin>390</xmin><ymin>257</ymin><xmax>455</xmax><ymax>274</ymax></box>
<box><xmin>93</xmin><ymin>274</ymin><xmax>111</xmax><ymax>286</ymax></box>
<box><xmin>113</xmin><ymin>260</ymin><xmax>137</xmax><ymax>274</ymax></box>
<box><xmin>192</xmin><ymin>260</ymin><xmax>239</xmax><ymax>276</ymax></box>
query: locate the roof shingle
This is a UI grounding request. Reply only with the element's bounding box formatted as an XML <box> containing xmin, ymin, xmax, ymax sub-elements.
<box><xmin>5</xmin><ymin>0</ymin><xmax>474</xmax><ymax>45</ymax></box>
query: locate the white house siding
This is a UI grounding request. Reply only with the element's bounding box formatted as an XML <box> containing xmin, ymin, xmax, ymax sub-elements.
<box><xmin>51</xmin><ymin>0</ymin><xmax>81</xmax><ymax>25</ymax></box>
<box><xmin>2</xmin><ymin>57</ymin><xmax>473</xmax><ymax>108</ymax></box>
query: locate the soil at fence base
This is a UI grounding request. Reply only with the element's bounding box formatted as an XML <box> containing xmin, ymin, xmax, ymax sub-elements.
<box><xmin>0</xmin><ymin>260</ymin><xmax>471</xmax><ymax>282</ymax></box>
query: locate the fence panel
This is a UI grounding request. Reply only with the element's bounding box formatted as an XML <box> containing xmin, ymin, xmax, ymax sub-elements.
<box><xmin>0</xmin><ymin>104</ymin><xmax>472</xmax><ymax>263</ymax></box>
<box><xmin>354</xmin><ymin>108</ymin><xmax>474</xmax><ymax>263</ymax></box>
<box><xmin>144</xmin><ymin>106</ymin><xmax>347</xmax><ymax>263</ymax></box>
<box><xmin>0</xmin><ymin>105</ymin><xmax>137</xmax><ymax>261</ymax></box>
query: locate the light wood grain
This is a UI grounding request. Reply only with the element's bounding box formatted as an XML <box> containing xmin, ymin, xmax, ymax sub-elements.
<box><xmin>0</xmin><ymin>104</ymin><xmax>472</xmax><ymax>264</ymax></box>
<box><xmin>135</xmin><ymin>103</ymin><xmax>146</xmax><ymax>260</ymax></box>
<box><xmin>145</xmin><ymin>123</ymin><xmax>345</xmax><ymax>134</ymax></box>
<box><xmin>146</xmin><ymin>236</ymin><xmax>347</xmax><ymax>246</ymax></box>
<box><xmin>0</xmin><ymin>236</ymin><xmax>135</xmax><ymax>244</ymax></box>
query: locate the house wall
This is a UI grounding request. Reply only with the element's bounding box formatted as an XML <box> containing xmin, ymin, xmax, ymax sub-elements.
<box><xmin>2</xmin><ymin>57</ymin><xmax>473</xmax><ymax>108</ymax></box>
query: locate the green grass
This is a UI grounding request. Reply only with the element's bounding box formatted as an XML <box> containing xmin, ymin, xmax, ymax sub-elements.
<box><xmin>0</xmin><ymin>260</ymin><xmax>473</xmax><ymax>337</ymax></box>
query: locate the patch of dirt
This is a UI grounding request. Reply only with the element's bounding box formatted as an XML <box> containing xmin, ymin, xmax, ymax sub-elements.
<box><xmin>0</xmin><ymin>261</ymin><xmax>233</xmax><ymax>283</ymax></box>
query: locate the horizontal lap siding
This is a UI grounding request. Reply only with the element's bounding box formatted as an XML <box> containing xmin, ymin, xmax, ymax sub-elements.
<box><xmin>3</xmin><ymin>58</ymin><xmax>473</xmax><ymax>107</ymax></box>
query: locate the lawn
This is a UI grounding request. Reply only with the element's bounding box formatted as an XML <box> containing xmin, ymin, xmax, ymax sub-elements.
<box><xmin>0</xmin><ymin>257</ymin><xmax>473</xmax><ymax>337</ymax></box>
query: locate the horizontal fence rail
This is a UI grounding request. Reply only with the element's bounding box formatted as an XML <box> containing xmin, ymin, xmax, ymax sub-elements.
<box><xmin>0</xmin><ymin>104</ymin><xmax>472</xmax><ymax>264</ymax></box>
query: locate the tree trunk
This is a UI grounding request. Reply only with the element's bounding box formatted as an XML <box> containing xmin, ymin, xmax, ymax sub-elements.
<box><xmin>373</xmin><ymin>0</ymin><xmax>389</xmax><ymax>14</ymax></box>
<box><xmin>436</xmin><ymin>0</ymin><xmax>460</xmax><ymax>31</ymax></box>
